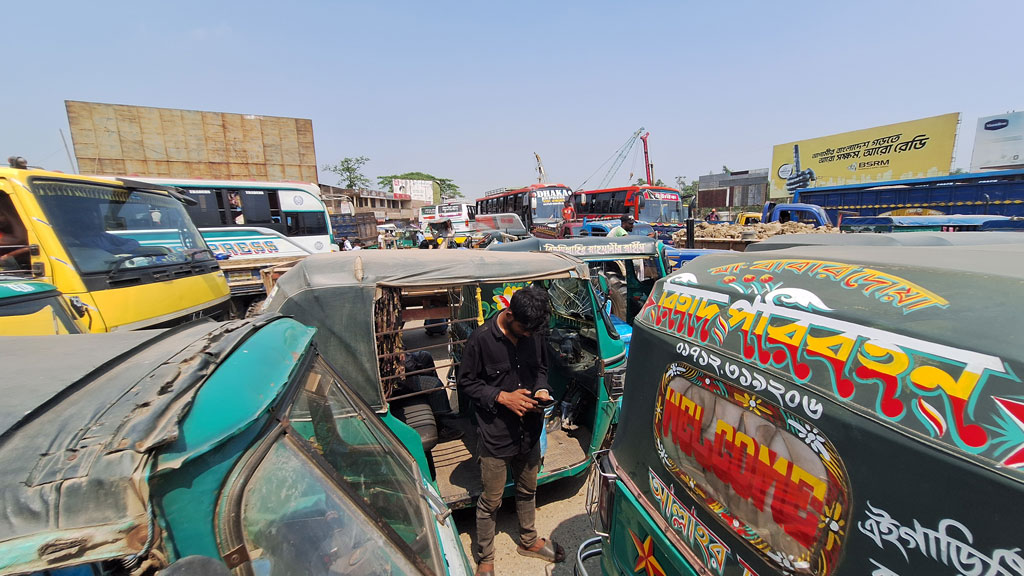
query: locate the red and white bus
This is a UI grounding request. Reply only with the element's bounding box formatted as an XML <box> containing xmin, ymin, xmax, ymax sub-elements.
<box><xmin>573</xmin><ymin>185</ymin><xmax>689</xmax><ymax>225</ymax></box>
<box><xmin>475</xmin><ymin>183</ymin><xmax>572</xmax><ymax>230</ymax></box>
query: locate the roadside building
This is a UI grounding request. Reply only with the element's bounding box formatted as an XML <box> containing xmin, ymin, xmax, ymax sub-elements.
<box><xmin>319</xmin><ymin>185</ymin><xmax>430</xmax><ymax>222</ymax></box>
<box><xmin>697</xmin><ymin>168</ymin><xmax>769</xmax><ymax>220</ymax></box>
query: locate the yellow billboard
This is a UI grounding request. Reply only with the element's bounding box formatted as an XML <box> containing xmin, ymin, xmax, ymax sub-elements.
<box><xmin>769</xmin><ymin>113</ymin><xmax>960</xmax><ymax>198</ymax></box>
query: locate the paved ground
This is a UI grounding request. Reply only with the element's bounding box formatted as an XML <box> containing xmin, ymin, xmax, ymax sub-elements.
<box><xmin>452</xmin><ymin>470</ymin><xmax>604</xmax><ymax>576</ymax></box>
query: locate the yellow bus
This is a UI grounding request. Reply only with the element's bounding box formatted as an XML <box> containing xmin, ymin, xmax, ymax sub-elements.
<box><xmin>0</xmin><ymin>166</ymin><xmax>230</xmax><ymax>332</ymax></box>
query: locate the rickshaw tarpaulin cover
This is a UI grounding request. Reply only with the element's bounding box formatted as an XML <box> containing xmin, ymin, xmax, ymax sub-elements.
<box><xmin>0</xmin><ymin>320</ymin><xmax>268</xmax><ymax>572</ymax></box>
<box><xmin>263</xmin><ymin>250</ymin><xmax>590</xmax><ymax>410</ymax></box>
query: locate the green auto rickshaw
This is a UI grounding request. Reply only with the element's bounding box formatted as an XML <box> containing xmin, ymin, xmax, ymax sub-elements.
<box><xmin>578</xmin><ymin>232</ymin><xmax>1024</xmax><ymax>576</ymax></box>
<box><xmin>261</xmin><ymin>250</ymin><xmax>628</xmax><ymax>507</ymax></box>
<box><xmin>0</xmin><ymin>317</ymin><xmax>470</xmax><ymax>575</ymax></box>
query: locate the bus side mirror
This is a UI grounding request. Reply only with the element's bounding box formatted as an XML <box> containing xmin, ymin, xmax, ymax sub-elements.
<box><xmin>579</xmin><ymin>194</ymin><xmax>587</xmax><ymax>205</ymax></box>
<box><xmin>637</xmin><ymin>195</ymin><xmax>646</xmax><ymax>209</ymax></box>
<box><xmin>530</xmin><ymin>195</ymin><xmax>537</xmax><ymax>209</ymax></box>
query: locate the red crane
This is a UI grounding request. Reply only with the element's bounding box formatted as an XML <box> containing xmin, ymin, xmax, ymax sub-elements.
<box><xmin>640</xmin><ymin>131</ymin><xmax>653</xmax><ymax>185</ymax></box>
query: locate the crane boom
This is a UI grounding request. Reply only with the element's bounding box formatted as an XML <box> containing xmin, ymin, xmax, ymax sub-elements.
<box><xmin>640</xmin><ymin>131</ymin><xmax>652</xmax><ymax>185</ymax></box>
<box><xmin>534</xmin><ymin>152</ymin><xmax>547</xmax><ymax>184</ymax></box>
<box><xmin>598</xmin><ymin>127</ymin><xmax>644</xmax><ymax>188</ymax></box>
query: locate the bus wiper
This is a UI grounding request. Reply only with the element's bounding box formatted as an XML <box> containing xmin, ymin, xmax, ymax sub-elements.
<box><xmin>107</xmin><ymin>248</ymin><xmax>174</xmax><ymax>276</ymax></box>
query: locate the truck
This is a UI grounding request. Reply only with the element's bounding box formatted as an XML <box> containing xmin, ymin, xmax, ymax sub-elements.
<box><xmin>793</xmin><ymin>168</ymin><xmax>1024</xmax><ymax>223</ymax></box>
<box><xmin>761</xmin><ymin>201</ymin><xmax>832</xmax><ymax>226</ymax></box>
<box><xmin>1</xmin><ymin>164</ymin><xmax>231</xmax><ymax>332</ymax></box>
<box><xmin>330</xmin><ymin>211</ymin><xmax>378</xmax><ymax>246</ymax></box>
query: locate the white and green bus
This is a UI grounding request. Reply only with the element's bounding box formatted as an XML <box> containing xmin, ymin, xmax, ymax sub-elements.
<box><xmin>132</xmin><ymin>177</ymin><xmax>336</xmax><ymax>259</ymax></box>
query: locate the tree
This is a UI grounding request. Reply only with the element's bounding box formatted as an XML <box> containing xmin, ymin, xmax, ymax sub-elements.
<box><xmin>721</xmin><ymin>165</ymin><xmax>732</xmax><ymax>175</ymax></box>
<box><xmin>633</xmin><ymin>177</ymin><xmax>666</xmax><ymax>186</ymax></box>
<box><xmin>323</xmin><ymin>156</ymin><xmax>372</xmax><ymax>189</ymax></box>
<box><xmin>377</xmin><ymin>172</ymin><xmax>463</xmax><ymax>200</ymax></box>
<box><xmin>674</xmin><ymin>175</ymin><xmax>698</xmax><ymax>197</ymax></box>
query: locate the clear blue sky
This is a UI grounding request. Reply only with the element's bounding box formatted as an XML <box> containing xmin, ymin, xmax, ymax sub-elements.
<box><xmin>3</xmin><ymin>0</ymin><xmax>1021</xmax><ymax>200</ymax></box>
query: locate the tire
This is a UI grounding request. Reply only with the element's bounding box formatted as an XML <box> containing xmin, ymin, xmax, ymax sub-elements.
<box><xmin>392</xmin><ymin>398</ymin><xmax>438</xmax><ymax>451</ymax></box>
<box><xmin>607</xmin><ymin>274</ymin><xmax>627</xmax><ymax>321</ymax></box>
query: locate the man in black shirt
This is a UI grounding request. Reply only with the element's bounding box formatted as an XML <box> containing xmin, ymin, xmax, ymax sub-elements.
<box><xmin>458</xmin><ymin>286</ymin><xmax>565</xmax><ymax>575</ymax></box>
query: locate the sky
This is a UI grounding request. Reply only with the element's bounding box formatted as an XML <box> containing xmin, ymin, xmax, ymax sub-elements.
<box><xmin>3</xmin><ymin>0</ymin><xmax>1022</xmax><ymax>201</ymax></box>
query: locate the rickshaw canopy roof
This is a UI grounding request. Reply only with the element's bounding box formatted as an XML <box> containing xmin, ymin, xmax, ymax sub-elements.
<box><xmin>262</xmin><ymin>250</ymin><xmax>590</xmax><ymax>409</ymax></box>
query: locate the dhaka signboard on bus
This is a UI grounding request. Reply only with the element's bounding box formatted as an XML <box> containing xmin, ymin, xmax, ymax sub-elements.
<box><xmin>769</xmin><ymin>113</ymin><xmax>960</xmax><ymax>199</ymax></box>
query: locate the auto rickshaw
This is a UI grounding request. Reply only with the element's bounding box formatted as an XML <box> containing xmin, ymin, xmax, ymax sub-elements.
<box><xmin>489</xmin><ymin>236</ymin><xmax>671</xmax><ymax>327</ymax></box>
<box><xmin>578</xmin><ymin>232</ymin><xmax>1024</xmax><ymax>576</ymax></box>
<box><xmin>261</xmin><ymin>250</ymin><xmax>628</xmax><ymax>507</ymax></box>
<box><xmin>0</xmin><ymin>316</ymin><xmax>471</xmax><ymax>575</ymax></box>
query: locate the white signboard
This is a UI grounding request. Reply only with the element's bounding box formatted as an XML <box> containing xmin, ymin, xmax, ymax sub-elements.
<box><xmin>971</xmin><ymin>112</ymin><xmax>1024</xmax><ymax>171</ymax></box>
<box><xmin>393</xmin><ymin>179</ymin><xmax>434</xmax><ymax>202</ymax></box>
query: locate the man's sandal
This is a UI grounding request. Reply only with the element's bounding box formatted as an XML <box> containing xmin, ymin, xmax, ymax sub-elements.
<box><xmin>475</xmin><ymin>561</ymin><xmax>495</xmax><ymax>576</ymax></box>
<box><xmin>516</xmin><ymin>538</ymin><xmax>566</xmax><ymax>563</ymax></box>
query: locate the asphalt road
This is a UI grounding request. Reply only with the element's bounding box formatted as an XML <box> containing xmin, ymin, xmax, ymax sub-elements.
<box><xmin>452</xmin><ymin>469</ymin><xmax>604</xmax><ymax>576</ymax></box>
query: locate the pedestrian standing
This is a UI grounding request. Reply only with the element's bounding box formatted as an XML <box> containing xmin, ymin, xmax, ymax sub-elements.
<box><xmin>458</xmin><ymin>286</ymin><xmax>565</xmax><ymax>576</ymax></box>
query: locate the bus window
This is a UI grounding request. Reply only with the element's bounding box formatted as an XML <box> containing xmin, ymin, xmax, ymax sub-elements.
<box><xmin>228</xmin><ymin>191</ymin><xmax>245</xmax><ymax>224</ymax></box>
<box><xmin>611</xmin><ymin>192</ymin><xmax>625</xmax><ymax>213</ymax></box>
<box><xmin>183</xmin><ymin>189</ymin><xmax>224</xmax><ymax>227</ymax></box>
<box><xmin>240</xmin><ymin>190</ymin><xmax>273</xmax><ymax>224</ymax></box>
<box><xmin>285</xmin><ymin>212</ymin><xmax>328</xmax><ymax>236</ymax></box>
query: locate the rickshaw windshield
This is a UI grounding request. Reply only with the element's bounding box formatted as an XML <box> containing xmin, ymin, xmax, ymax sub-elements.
<box><xmin>240</xmin><ymin>435</ymin><xmax>425</xmax><ymax>576</ymax></box>
<box><xmin>285</xmin><ymin>356</ymin><xmax>443</xmax><ymax>573</ymax></box>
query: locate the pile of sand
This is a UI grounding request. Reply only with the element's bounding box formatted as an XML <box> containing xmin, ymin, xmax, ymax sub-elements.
<box><xmin>671</xmin><ymin>221</ymin><xmax>839</xmax><ymax>244</ymax></box>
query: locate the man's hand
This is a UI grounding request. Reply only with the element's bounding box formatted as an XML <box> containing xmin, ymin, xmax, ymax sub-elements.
<box><xmin>498</xmin><ymin>389</ymin><xmax>538</xmax><ymax>416</ymax></box>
